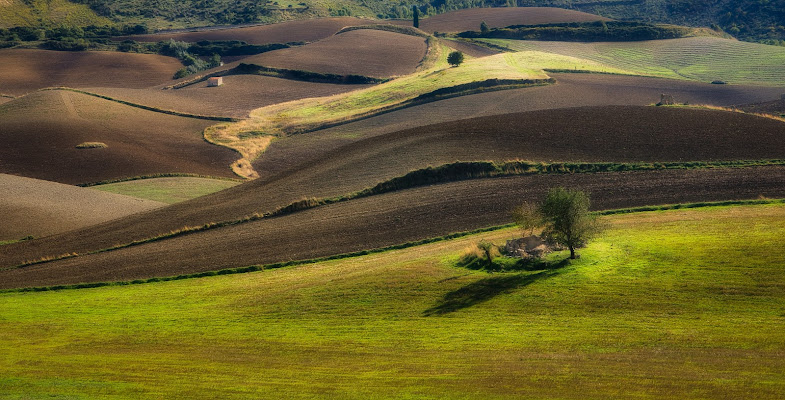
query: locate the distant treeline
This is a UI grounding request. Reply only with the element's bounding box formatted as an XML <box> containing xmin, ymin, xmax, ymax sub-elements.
<box><xmin>458</xmin><ymin>21</ymin><xmax>691</xmax><ymax>42</ymax></box>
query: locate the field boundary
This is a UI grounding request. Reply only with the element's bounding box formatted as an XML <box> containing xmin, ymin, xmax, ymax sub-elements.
<box><xmin>7</xmin><ymin>160</ymin><xmax>784</xmax><ymax>272</ymax></box>
<box><xmin>40</xmin><ymin>87</ymin><xmax>240</xmax><ymax>122</ymax></box>
<box><xmin>336</xmin><ymin>24</ymin><xmax>430</xmax><ymax>38</ymax></box>
<box><xmin>4</xmin><ymin>199</ymin><xmax>783</xmax><ymax>293</ymax></box>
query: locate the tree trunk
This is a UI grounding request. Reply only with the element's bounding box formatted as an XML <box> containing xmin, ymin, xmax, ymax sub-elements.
<box><xmin>569</xmin><ymin>246</ymin><xmax>576</xmax><ymax>259</ymax></box>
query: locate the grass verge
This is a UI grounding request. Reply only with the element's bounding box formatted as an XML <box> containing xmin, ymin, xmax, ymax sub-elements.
<box><xmin>91</xmin><ymin>177</ymin><xmax>241</xmax><ymax>204</ymax></box>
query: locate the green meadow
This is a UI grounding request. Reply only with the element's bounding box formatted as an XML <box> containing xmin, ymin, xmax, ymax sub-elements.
<box><xmin>1</xmin><ymin>203</ymin><xmax>784</xmax><ymax>398</ymax></box>
<box><xmin>484</xmin><ymin>36</ymin><xmax>785</xmax><ymax>86</ymax></box>
<box><xmin>92</xmin><ymin>177</ymin><xmax>240</xmax><ymax>204</ymax></box>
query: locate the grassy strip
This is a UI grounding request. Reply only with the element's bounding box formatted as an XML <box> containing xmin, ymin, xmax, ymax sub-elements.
<box><xmin>9</xmin><ymin>160</ymin><xmax>785</xmax><ymax>271</ymax></box>
<box><xmin>336</xmin><ymin>24</ymin><xmax>430</xmax><ymax>38</ymax></box>
<box><xmin>233</xmin><ymin>63</ymin><xmax>389</xmax><ymax>84</ymax></box>
<box><xmin>163</xmin><ymin>67</ymin><xmax>235</xmax><ymax>90</ymax></box>
<box><xmin>41</xmin><ymin>88</ymin><xmax>239</xmax><ymax>122</ymax></box>
<box><xmin>78</xmin><ymin>173</ymin><xmax>243</xmax><ymax>187</ymax></box>
<box><xmin>5</xmin><ymin>199</ymin><xmax>784</xmax><ymax>294</ymax></box>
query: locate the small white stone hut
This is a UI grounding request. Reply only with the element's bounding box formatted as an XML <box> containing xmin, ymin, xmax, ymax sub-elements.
<box><xmin>207</xmin><ymin>77</ymin><xmax>223</xmax><ymax>87</ymax></box>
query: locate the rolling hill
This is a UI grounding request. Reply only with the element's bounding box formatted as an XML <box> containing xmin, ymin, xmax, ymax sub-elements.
<box><xmin>0</xmin><ymin>90</ymin><xmax>239</xmax><ymax>184</ymax></box>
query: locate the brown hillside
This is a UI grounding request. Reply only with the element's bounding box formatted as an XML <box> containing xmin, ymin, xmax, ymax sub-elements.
<box><xmin>0</xmin><ymin>174</ymin><xmax>165</xmax><ymax>241</ymax></box>
<box><xmin>0</xmin><ymin>49</ymin><xmax>182</xmax><ymax>96</ymax></box>
<box><xmin>413</xmin><ymin>7</ymin><xmax>610</xmax><ymax>33</ymax></box>
<box><xmin>1</xmin><ymin>105</ymin><xmax>784</xmax><ymax>273</ymax></box>
<box><xmin>0</xmin><ymin>90</ymin><xmax>239</xmax><ymax>184</ymax></box>
<box><xmin>126</xmin><ymin>17</ymin><xmax>372</xmax><ymax>44</ymax></box>
<box><xmin>88</xmin><ymin>75</ymin><xmax>371</xmax><ymax>118</ymax></box>
<box><xmin>243</xmin><ymin>29</ymin><xmax>427</xmax><ymax>78</ymax></box>
<box><xmin>254</xmin><ymin>73</ymin><xmax>785</xmax><ymax>179</ymax></box>
<box><xmin>1</xmin><ymin>166</ymin><xmax>783</xmax><ymax>289</ymax></box>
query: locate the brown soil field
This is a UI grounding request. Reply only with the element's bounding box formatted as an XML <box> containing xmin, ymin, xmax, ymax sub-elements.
<box><xmin>88</xmin><ymin>75</ymin><xmax>371</xmax><ymax>118</ymax></box>
<box><xmin>1</xmin><ymin>105</ymin><xmax>784</xmax><ymax>273</ymax></box>
<box><xmin>0</xmin><ymin>49</ymin><xmax>182</xmax><ymax>96</ymax></box>
<box><xmin>0</xmin><ymin>90</ymin><xmax>239</xmax><ymax>184</ymax></box>
<box><xmin>126</xmin><ymin>17</ymin><xmax>373</xmax><ymax>44</ymax></box>
<box><xmin>1</xmin><ymin>166</ymin><xmax>783</xmax><ymax>288</ymax></box>
<box><xmin>242</xmin><ymin>29</ymin><xmax>427</xmax><ymax>78</ymax></box>
<box><xmin>0</xmin><ymin>174</ymin><xmax>165</xmax><ymax>241</ymax></box>
<box><xmin>737</xmin><ymin>98</ymin><xmax>785</xmax><ymax>116</ymax></box>
<box><xmin>254</xmin><ymin>73</ymin><xmax>785</xmax><ymax>179</ymax></box>
<box><xmin>443</xmin><ymin>39</ymin><xmax>500</xmax><ymax>58</ymax></box>
<box><xmin>404</xmin><ymin>7</ymin><xmax>610</xmax><ymax>33</ymax></box>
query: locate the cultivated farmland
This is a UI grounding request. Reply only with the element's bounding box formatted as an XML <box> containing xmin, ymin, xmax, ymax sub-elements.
<box><xmin>410</xmin><ymin>7</ymin><xmax>611</xmax><ymax>33</ymax></box>
<box><xmin>0</xmin><ymin>49</ymin><xmax>183</xmax><ymax>96</ymax></box>
<box><xmin>0</xmin><ymin>90</ymin><xmax>238</xmax><ymax>184</ymax></box>
<box><xmin>0</xmin><ymin>174</ymin><xmax>165</xmax><ymax>240</ymax></box>
<box><xmin>242</xmin><ymin>29</ymin><xmax>428</xmax><ymax>78</ymax></box>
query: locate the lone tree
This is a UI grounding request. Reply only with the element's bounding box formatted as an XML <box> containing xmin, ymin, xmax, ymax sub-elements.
<box><xmin>538</xmin><ymin>188</ymin><xmax>603</xmax><ymax>259</ymax></box>
<box><xmin>447</xmin><ymin>50</ymin><xmax>464</xmax><ymax>67</ymax></box>
<box><xmin>480</xmin><ymin>21</ymin><xmax>490</xmax><ymax>33</ymax></box>
<box><xmin>412</xmin><ymin>5</ymin><xmax>419</xmax><ymax>28</ymax></box>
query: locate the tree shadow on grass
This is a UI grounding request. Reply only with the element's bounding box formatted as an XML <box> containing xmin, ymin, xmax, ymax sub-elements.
<box><xmin>423</xmin><ymin>259</ymin><xmax>569</xmax><ymax>316</ymax></box>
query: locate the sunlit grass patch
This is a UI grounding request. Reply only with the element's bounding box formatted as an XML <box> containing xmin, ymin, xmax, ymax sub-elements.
<box><xmin>92</xmin><ymin>177</ymin><xmax>240</xmax><ymax>204</ymax></box>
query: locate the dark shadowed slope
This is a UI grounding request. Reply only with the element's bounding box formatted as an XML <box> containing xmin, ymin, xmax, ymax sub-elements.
<box><xmin>0</xmin><ymin>49</ymin><xmax>182</xmax><ymax>96</ymax></box>
<box><xmin>414</xmin><ymin>7</ymin><xmax>610</xmax><ymax>33</ymax></box>
<box><xmin>0</xmin><ymin>90</ymin><xmax>238</xmax><ymax>184</ymax></box>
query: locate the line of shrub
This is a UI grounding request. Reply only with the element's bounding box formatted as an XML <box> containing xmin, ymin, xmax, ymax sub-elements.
<box><xmin>233</xmin><ymin>63</ymin><xmax>389</xmax><ymax>84</ymax></box>
<box><xmin>336</xmin><ymin>25</ymin><xmax>430</xmax><ymax>38</ymax></box>
<box><xmin>411</xmin><ymin>78</ymin><xmax>555</xmax><ymax>102</ymax></box>
<box><xmin>457</xmin><ymin>21</ymin><xmax>691</xmax><ymax>42</ymax></box>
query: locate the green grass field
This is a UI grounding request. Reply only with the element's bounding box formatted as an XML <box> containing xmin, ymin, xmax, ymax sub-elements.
<box><xmin>1</xmin><ymin>203</ymin><xmax>783</xmax><ymax>398</ymax></box>
<box><xmin>485</xmin><ymin>36</ymin><xmax>785</xmax><ymax>86</ymax></box>
<box><xmin>92</xmin><ymin>177</ymin><xmax>240</xmax><ymax>204</ymax></box>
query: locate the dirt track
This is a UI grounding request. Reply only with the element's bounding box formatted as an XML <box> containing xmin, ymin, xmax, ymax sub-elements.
<box><xmin>0</xmin><ymin>49</ymin><xmax>182</xmax><ymax>96</ymax></box>
<box><xmin>243</xmin><ymin>29</ymin><xmax>427</xmax><ymax>78</ymax></box>
<box><xmin>1</xmin><ymin>166</ymin><xmax>783</xmax><ymax>289</ymax></box>
<box><xmin>0</xmin><ymin>174</ymin><xmax>165</xmax><ymax>240</ymax></box>
<box><xmin>0</xmin><ymin>90</ymin><xmax>238</xmax><ymax>184</ymax></box>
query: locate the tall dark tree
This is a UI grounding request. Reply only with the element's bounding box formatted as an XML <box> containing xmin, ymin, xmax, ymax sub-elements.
<box><xmin>413</xmin><ymin>6</ymin><xmax>419</xmax><ymax>28</ymax></box>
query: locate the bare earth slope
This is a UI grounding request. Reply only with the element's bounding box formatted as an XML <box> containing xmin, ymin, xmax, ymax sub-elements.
<box><xmin>254</xmin><ymin>73</ymin><xmax>785</xmax><ymax>179</ymax></box>
<box><xmin>127</xmin><ymin>17</ymin><xmax>372</xmax><ymax>44</ymax></box>
<box><xmin>243</xmin><ymin>29</ymin><xmax>427</xmax><ymax>78</ymax></box>
<box><xmin>88</xmin><ymin>75</ymin><xmax>371</xmax><ymax>118</ymax></box>
<box><xmin>0</xmin><ymin>174</ymin><xmax>165</xmax><ymax>241</ymax></box>
<box><xmin>413</xmin><ymin>7</ymin><xmax>610</xmax><ymax>33</ymax></box>
<box><xmin>0</xmin><ymin>90</ymin><xmax>238</xmax><ymax>184</ymax></box>
<box><xmin>1</xmin><ymin>105</ymin><xmax>784</xmax><ymax>274</ymax></box>
<box><xmin>1</xmin><ymin>166</ymin><xmax>783</xmax><ymax>288</ymax></box>
<box><xmin>0</xmin><ymin>49</ymin><xmax>182</xmax><ymax>96</ymax></box>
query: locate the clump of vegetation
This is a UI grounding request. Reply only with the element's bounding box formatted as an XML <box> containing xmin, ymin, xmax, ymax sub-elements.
<box><xmin>530</xmin><ymin>187</ymin><xmax>604</xmax><ymax>259</ymax></box>
<box><xmin>75</xmin><ymin>142</ymin><xmax>108</xmax><ymax>149</ymax></box>
<box><xmin>447</xmin><ymin>50</ymin><xmax>464</xmax><ymax>67</ymax></box>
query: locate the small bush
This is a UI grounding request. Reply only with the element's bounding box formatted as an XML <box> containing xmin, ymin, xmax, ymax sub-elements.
<box><xmin>75</xmin><ymin>142</ymin><xmax>108</xmax><ymax>149</ymax></box>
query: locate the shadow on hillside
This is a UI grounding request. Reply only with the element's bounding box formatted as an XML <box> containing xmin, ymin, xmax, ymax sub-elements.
<box><xmin>423</xmin><ymin>261</ymin><xmax>568</xmax><ymax>316</ymax></box>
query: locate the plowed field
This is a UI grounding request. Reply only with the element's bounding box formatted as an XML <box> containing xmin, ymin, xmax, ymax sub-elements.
<box><xmin>0</xmin><ymin>90</ymin><xmax>238</xmax><ymax>184</ymax></box>
<box><xmin>412</xmin><ymin>7</ymin><xmax>609</xmax><ymax>33</ymax></box>
<box><xmin>127</xmin><ymin>17</ymin><xmax>372</xmax><ymax>44</ymax></box>
<box><xmin>254</xmin><ymin>73</ymin><xmax>785</xmax><ymax>179</ymax></box>
<box><xmin>243</xmin><ymin>29</ymin><xmax>427</xmax><ymax>78</ymax></box>
<box><xmin>1</xmin><ymin>105</ymin><xmax>784</xmax><ymax>275</ymax></box>
<box><xmin>0</xmin><ymin>49</ymin><xmax>182</xmax><ymax>96</ymax></box>
<box><xmin>0</xmin><ymin>174</ymin><xmax>165</xmax><ymax>240</ymax></box>
<box><xmin>1</xmin><ymin>166</ymin><xmax>783</xmax><ymax>288</ymax></box>
<box><xmin>88</xmin><ymin>75</ymin><xmax>370</xmax><ymax>118</ymax></box>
